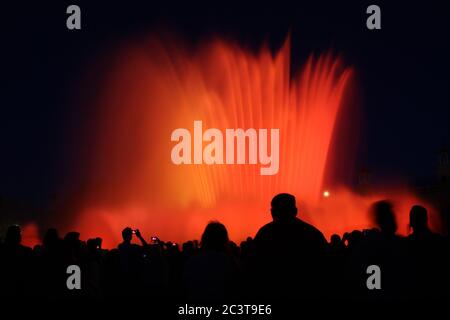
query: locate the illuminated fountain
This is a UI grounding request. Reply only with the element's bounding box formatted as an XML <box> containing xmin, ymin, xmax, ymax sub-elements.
<box><xmin>59</xmin><ymin>36</ymin><xmax>439</xmax><ymax>247</ymax></box>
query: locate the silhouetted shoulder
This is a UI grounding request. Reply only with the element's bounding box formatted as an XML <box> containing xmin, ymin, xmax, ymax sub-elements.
<box><xmin>254</xmin><ymin>221</ymin><xmax>275</xmax><ymax>238</ymax></box>
<box><xmin>254</xmin><ymin>217</ymin><xmax>328</xmax><ymax>254</ymax></box>
<box><xmin>295</xmin><ymin>218</ymin><xmax>327</xmax><ymax>242</ymax></box>
<box><xmin>256</xmin><ymin>218</ymin><xmax>326</xmax><ymax>241</ymax></box>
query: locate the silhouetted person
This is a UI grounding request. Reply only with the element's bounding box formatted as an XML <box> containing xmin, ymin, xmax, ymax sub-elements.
<box><xmin>116</xmin><ymin>227</ymin><xmax>145</xmax><ymax>296</ymax></box>
<box><xmin>409</xmin><ymin>205</ymin><xmax>433</xmax><ymax>239</ymax></box>
<box><xmin>407</xmin><ymin>205</ymin><xmax>448</xmax><ymax>298</ymax></box>
<box><xmin>329</xmin><ymin>234</ymin><xmax>347</xmax><ymax>294</ymax></box>
<box><xmin>138</xmin><ymin>234</ymin><xmax>170</xmax><ymax>299</ymax></box>
<box><xmin>85</xmin><ymin>238</ymin><xmax>104</xmax><ymax>298</ymax></box>
<box><xmin>347</xmin><ymin>200</ymin><xmax>407</xmax><ymax>299</ymax></box>
<box><xmin>239</xmin><ymin>237</ymin><xmax>254</xmax><ymax>265</ymax></box>
<box><xmin>251</xmin><ymin>193</ymin><xmax>328</xmax><ymax>299</ymax></box>
<box><xmin>63</xmin><ymin>231</ymin><xmax>85</xmax><ymax>264</ymax></box>
<box><xmin>37</xmin><ymin>228</ymin><xmax>64</xmax><ymax>299</ymax></box>
<box><xmin>43</xmin><ymin>228</ymin><xmax>60</xmax><ymax>249</ymax></box>
<box><xmin>372</xmin><ymin>200</ymin><xmax>397</xmax><ymax>236</ymax></box>
<box><xmin>183</xmin><ymin>222</ymin><xmax>240</xmax><ymax>301</ymax></box>
<box><xmin>119</xmin><ymin>227</ymin><xmax>133</xmax><ymax>247</ymax></box>
<box><xmin>343</xmin><ymin>230</ymin><xmax>365</xmax><ymax>250</ymax></box>
<box><xmin>0</xmin><ymin>225</ymin><xmax>32</xmax><ymax>297</ymax></box>
<box><xmin>4</xmin><ymin>225</ymin><xmax>22</xmax><ymax>247</ymax></box>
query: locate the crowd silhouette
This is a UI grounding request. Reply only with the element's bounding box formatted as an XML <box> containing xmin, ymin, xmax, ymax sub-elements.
<box><xmin>0</xmin><ymin>193</ymin><xmax>448</xmax><ymax>301</ymax></box>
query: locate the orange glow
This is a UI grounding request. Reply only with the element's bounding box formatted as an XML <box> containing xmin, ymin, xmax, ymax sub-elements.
<box><xmin>21</xmin><ymin>222</ymin><xmax>40</xmax><ymax>248</ymax></box>
<box><xmin>310</xmin><ymin>187</ymin><xmax>441</xmax><ymax>239</ymax></box>
<box><xmin>62</xmin><ymin>36</ymin><xmax>438</xmax><ymax>248</ymax></box>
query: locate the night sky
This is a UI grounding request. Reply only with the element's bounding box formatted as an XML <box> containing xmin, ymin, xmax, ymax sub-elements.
<box><xmin>2</xmin><ymin>1</ymin><xmax>450</xmax><ymax>208</ymax></box>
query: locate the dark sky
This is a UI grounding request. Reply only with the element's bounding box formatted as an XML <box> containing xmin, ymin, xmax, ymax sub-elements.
<box><xmin>2</xmin><ymin>1</ymin><xmax>450</xmax><ymax>207</ymax></box>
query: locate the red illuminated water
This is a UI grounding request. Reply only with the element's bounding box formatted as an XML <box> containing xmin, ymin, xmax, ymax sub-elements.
<box><xmin>31</xmin><ymin>36</ymin><xmax>437</xmax><ymax>248</ymax></box>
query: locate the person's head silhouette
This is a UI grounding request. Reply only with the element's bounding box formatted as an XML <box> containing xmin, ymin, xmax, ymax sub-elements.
<box><xmin>270</xmin><ymin>193</ymin><xmax>298</xmax><ymax>221</ymax></box>
<box><xmin>64</xmin><ymin>231</ymin><xmax>80</xmax><ymax>243</ymax></box>
<box><xmin>5</xmin><ymin>225</ymin><xmax>21</xmax><ymax>246</ymax></box>
<box><xmin>201</xmin><ymin>221</ymin><xmax>229</xmax><ymax>251</ymax></box>
<box><xmin>330</xmin><ymin>234</ymin><xmax>342</xmax><ymax>246</ymax></box>
<box><xmin>371</xmin><ymin>200</ymin><xmax>397</xmax><ymax>235</ymax></box>
<box><xmin>87</xmin><ymin>238</ymin><xmax>97</xmax><ymax>251</ymax></box>
<box><xmin>122</xmin><ymin>227</ymin><xmax>133</xmax><ymax>243</ymax></box>
<box><xmin>43</xmin><ymin>228</ymin><xmax>59</xmax><ymax>247</ymax></box>
<box><xmin>409</xmin><ymin>205</ymin><xmax>429</xmax><ymax>234</ymax></box>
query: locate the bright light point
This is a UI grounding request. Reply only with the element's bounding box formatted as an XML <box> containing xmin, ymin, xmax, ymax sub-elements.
<box><xmin>323</xmin><ymin>191</ymin><xmax>330</xmax><ymax>198</ymax></box>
